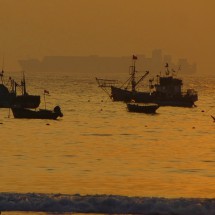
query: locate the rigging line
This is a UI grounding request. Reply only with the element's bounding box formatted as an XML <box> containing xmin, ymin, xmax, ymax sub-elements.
<box><xmin>120</xmin><ymin>76</ymin><xmax>132</xmax><ymax>89</ymax></box>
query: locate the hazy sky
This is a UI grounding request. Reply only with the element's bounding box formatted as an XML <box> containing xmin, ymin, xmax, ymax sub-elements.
<box><xmin>0</xmin><ymin>0</ymin><xmax>215</xmax><ymax>74</ymax></box>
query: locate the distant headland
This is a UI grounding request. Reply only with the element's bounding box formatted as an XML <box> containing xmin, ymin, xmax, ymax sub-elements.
<box><xmin>19</xmin><ymin>49</ymin><xmax>196</xmax><ymax>75</ymax></box>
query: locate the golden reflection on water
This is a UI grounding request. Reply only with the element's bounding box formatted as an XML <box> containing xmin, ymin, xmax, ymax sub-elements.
<box><xmin>0</xmin><ymin>76</ymin><xmax>215</xmax><ymax>198</ymax></box>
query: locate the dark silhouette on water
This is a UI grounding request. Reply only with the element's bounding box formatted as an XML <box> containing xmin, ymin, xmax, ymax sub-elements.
<box><xmin>13</xmin><ymin>72</ymin><xmax>40</xmax><ymax>109</ymax></box>
<box><xmin>96</xmin><ymin>55</ymin><xmax>198</xmax><ymax>107</ymax></box>
<box><xmin>11</xmin><ymin>90</ymin><xmax>63</xmax><ymax>120</ymax></box>
<box><xmin>11</xmin><ymin>105</ymin><xmax>63</xmax><ymax>120</ymax></box>
<box><xmin>127</xmin><ymin>102</ymin><xmax>159</xmax><ymax>113</ymax></box>
<box><xmin>0</xmin><ymin>70</ymin><xmax>40</xmax><ymax>108</ymax></box>
<box><xmin>0</xmin><ymin>70</ymin><xmax>15</xmax><ymax>107</ymax></box>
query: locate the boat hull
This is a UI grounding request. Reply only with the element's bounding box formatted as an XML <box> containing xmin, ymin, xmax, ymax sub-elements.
<box><xmin>0</xmin><ymin>85</ymin><xmax>41</xmax><ymax>108</ymax></box>
<box><xmin>127</xmin><ymin>103</ymin><xmax>159</xmax><ymax>113</ymax></box>
<box><xmin>111</xmin><ymin>86</ymin><xmax>197</xmax><ymax>107</ymax></box>
<box><xmin>13</xmin><ymin>95</ymin><xmax>41</xmax><ymax>109</ymax></box>
<box><xmin>0</xmin><ymin>84</ymin><xmax>16</xmax><ymax>108</ymax></box>
<box><xmin>11</xmin><ymin>107</ymin><xmax>63</xmax><ymax>120</ymax></box>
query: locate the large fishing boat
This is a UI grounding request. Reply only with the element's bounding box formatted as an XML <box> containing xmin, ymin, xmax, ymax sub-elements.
<box><xmin>96</xmin><ymin>55</ymin><xmax>198</xmax><ymax>107</ymax></box>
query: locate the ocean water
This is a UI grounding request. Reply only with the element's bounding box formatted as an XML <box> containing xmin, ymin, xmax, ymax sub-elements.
<box><xmin>0</xmin><ymin>72</ymin><xmax>215</xmax><ymax>214</ymax></box>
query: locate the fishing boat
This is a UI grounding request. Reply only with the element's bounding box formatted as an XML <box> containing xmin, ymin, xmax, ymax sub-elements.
<box><xmin>0</xmin><ymin>70</ymin><xmax>16</xmax><ymax>107</ymax></box>
<box><xmin>0</xmin><ymin>83</ymin><xmax>16</xmax><ymax>107</ymax></box>
<box><xmin>11</xmin><ymin>106</ymin><xmax>63</xmax><ymax>120</ymax></box>
<box><xmin>11</xmin><ymin>73</ymin><xmax>40</xmax><ymax>108</ymax></box>
<box><xmin>127</xmin><ymin>103</ymin><xmax>159</xmax><ymax>113</ymax></box>
<box><xmin>13</xmin><ymin>94</ymin><xmax>40</xmax><ymax>109</ymax></box>
<box><xmin>0</xmin><ymin>70</ymin><xmax>40</xmax><ymax>108</ymax></box>
<box><xmin>96</xmin><ymin>55</ymin><xmax>198</xmax><ymax>107</ymax></box>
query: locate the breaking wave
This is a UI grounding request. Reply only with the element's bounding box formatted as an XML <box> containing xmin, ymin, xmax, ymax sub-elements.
<box><xmin>1</xmin><ymin>193</ymin><xmax>215</xmax><ymax>215</ymax></box>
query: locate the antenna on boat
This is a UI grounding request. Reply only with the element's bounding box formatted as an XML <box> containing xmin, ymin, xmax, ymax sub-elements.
<box><xmin>165</xmin><ymin>62</ymin><xmax>170</xmax><ymax>76</ymax></box>
<box><xmin>0</xmin><ymin>56</ymin><xmax>5</xmax><ymax>84</ymax></box>
<box><xmin>177</xmin><ymin>65</ymin><xmax>181</xmax><ymax>76</ymax></box>
<box><xmin>2</xmin><ymin>56</ymin><xmax>4</xmax><ymax>71</ymax></box>
<box><xmin>131</xmin><ymin>55</ymin><xmax>138</xmax><ymax>92</ymax></box>
<box><xmin>21</xmin><ymin>71</ymin><xmax>26</xmax><ymax>95</ymax></box>
<box><xmin>44</xmin><ymin>90</ymin><xmax>49</xmax><ymax>109</ymax></box>
<box><xmin>0</xmin><ymin>70</ymin><xmax>3</xmax><ymax>84</ymax></box>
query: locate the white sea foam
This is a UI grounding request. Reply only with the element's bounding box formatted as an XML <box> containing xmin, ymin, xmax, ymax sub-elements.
<box><xmin>1</xmin><ymin>193</ymin><xmax>215</xmax><ymax>215</ymax></box>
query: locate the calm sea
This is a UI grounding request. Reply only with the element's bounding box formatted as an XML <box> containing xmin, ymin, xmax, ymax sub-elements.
<box><xmin>0</xmin><ymin>72</ymin><xmax>215</xmax><ymax>214</ymax></box>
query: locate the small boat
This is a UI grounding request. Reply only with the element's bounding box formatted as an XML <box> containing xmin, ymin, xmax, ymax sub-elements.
<box><xmin>127</xmin><ymin>103</ymin><xmax>159</xmax><ymax>113</ymax></box>
<box><xmin>11</xmin><ymin>106</ymin><xmax>63</xmax><ymax>119</ymax></box>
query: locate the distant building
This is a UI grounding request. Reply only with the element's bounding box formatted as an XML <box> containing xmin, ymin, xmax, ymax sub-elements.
<box><xmin>19</xmin><ymin>50</ymin><xmax>196</xmax><ymax>75</ymax></box>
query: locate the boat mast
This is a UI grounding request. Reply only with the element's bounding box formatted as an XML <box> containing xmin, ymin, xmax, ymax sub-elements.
<box><xmin>165</xmin><ymin>63</ymin><xmax>170</xmax><ymax>76</ymax></box>
<box><xmin>1</xmin><ymin>57</ymin><xmax>5</xmax><ymax>84</ymax></box>
<box><xmin>0</xmin><ymin>70</ymin><xmax>3</xmax><ymax>84</ymax></box>
<box><xmin>131</xmin><ymin>55</ymin><xmax>137</xmax><ymax>92</ymax></box>
<box><xmin>22</xmin><ymin>71</ymin><xmax>27</xmax><ymax>95</ymax></box>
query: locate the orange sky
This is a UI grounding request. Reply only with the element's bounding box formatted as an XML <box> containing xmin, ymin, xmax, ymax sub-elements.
<box><xmin>0</xmin><ymin>0</ymin><xmax>215</xmax><ymax>74</ymax></box>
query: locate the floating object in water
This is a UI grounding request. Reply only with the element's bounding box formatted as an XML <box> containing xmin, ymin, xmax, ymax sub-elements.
<box><xmin>127</xmin><ymin>103</ymin><xmax>159</xmax><ymax>114</ymax></box>
<box><xmin>11</xmin><ymin>106</ymin><xmax>63</xmax><ymax>120</ymax></box>
<box><xmin>211</xmin><ymin>115</ymin><xmax>215</xmax><ymax>122</ymax></box>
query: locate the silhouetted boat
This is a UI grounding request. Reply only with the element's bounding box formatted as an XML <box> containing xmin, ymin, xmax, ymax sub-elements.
<box><xmin>96</xmin><ymin>56</ymin><xmax>198</xmax><ymax>107</ymax></box>
<box><xmin>11</xmin><ymin>73</ymin><xmax>40</xmax><ymax>108</ymax></box>
<box><xmin>127</xmin><ymin>103</ymin><xmax>159</xmax><ymax>113</ymax></box>
<box><xmin>11</xmin><ymin>106</ymin><xmax>63</xmax><ymax>120</ymax></box>
<box><xmin>0</xmin><ymin>70</ymin><xmax>40</xmax><ymax>108</ymax></box>
<box><xmin>13</xmin><ymin>94</ymin><xmax>40</xmax><ymax>109</ymax></box>
<box><xmin>0</xmin><ymin>83</ymin><xmax>16</xmax><ymax>107</ymax></box>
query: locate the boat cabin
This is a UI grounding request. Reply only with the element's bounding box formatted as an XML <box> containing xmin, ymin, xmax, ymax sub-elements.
<box><xmin>155</xmin><ymin>76</ymin><xmax>183</xmax><ymax>96</ymax></box>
